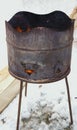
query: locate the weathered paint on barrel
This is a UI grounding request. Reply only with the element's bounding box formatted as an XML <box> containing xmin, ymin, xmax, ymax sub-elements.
<box><xmin>5</xmin><ymin>11</ymin><xmax>74</xmax><ymax>83</ymax></box>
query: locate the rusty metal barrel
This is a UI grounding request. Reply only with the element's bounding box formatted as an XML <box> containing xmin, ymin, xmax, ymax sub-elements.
<box><xmin>5</xmin><ymin>11</ymin><xmax>74</xmax><ymax>83</ymax></box>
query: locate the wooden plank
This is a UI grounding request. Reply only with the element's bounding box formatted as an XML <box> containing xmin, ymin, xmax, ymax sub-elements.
<box><xmin>0</xmin><ymin>66</ymin><xmax>9</xmax><ymax>82</ymax></box>
<box><xmin>70</xmin><ymin>6</ymin><xmax>77</xmax><ymax>29</ymax></box>
<box><xmin>0</xmin><ymin>79</ymin><xmax>20</xmax><ymax>113</ymax></box>
<box><xmin>0</xmin><ymin>75</ymin><xmax>15</xmax><ymax>94</ymax></box>
<box><xmin>0</xmin><ymin>67</ymin><xmax>15</xmax><ymax>94</ymax></box>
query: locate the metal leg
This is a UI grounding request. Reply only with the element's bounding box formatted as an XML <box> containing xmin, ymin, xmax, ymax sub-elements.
<box><xmin>16</xmin><ymin>80</ymin><xmax>23</xmax><ymax>130</ymax></box>
<box><xmin>25</xmin><ymin>82</ymin><xmax>27</xmax><ymax>96</ymax></box>
<box><xmin>65</xmin><ymin>77</ymin><xmax>73</xmax><ymax>125</ymax></box>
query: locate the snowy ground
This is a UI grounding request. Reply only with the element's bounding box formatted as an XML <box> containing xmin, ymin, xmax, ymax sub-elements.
<box><xmin>0</xmin><ymin>44</ymin><xmax>77</xmax><ymax>130</ymax></box>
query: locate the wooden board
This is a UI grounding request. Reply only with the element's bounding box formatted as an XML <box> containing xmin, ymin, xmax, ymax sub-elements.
<box><xmin>0</xmin><ymin>67</ymin><xmax>15</xmax><ymax>94</ymax></box>
<box><xmin>0</xmin><ymin>67</ymin><xmax>9</xmax><ymax>82</ymax></box>
<box><xmin>0</xmin><ymin>67</ymin><xmax>20</xmax><ymax>113</ymax></box>
<box><xmin>0</xmin><ymin>79</ymin><xmax>20</xmax><ymax>113</ymax></box>
<box><xmin>0</xmin><ymin>75</ymin><xmax>15</xmax><ymax>94</ymax></box>
<box><xmin>70</xmin><ymin>6</ymin><xmax>77</xmax><ymax>29</ymax></box>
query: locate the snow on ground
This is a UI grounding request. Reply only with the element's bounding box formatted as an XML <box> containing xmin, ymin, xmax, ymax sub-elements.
<box><xmin>0</xmin><ymin>45</ymin><xmax>77</xmax><ymax>130</ymax></box>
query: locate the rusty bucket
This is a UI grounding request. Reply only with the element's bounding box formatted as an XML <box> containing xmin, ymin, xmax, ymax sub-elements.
<box><xmin>5</xmin><ymin>11</ymin><xmax>74</xmax><ymax>83</ymax></box>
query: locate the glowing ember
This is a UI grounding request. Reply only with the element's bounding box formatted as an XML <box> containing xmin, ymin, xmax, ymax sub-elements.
<box><xmin>15</xmin><ymin>26</ymin><xmax>31</xmax><ymax>32</ymax></box>
<box><xmin>16</xmin><ymin>26</ymin><xmax>23</xmax><ymax>32</ymax></box>
<box><xmin>25</xmin><ymin>69</ymin><xmax>34</xmax><ymax>75</ymax></box>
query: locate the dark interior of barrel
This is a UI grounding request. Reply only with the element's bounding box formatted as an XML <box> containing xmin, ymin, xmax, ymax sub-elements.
<box><xmin>9</xmin><ymin>10</ymin><xmax>72</xmax><ymax>32</ymax></box>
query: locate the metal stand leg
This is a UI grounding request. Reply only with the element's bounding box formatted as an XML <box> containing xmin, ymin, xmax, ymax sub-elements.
<box><xmin>25</xmin><ymin>82</ymin><xmax>27</xmax><ymax>96</ymax></box>
<box><xmin>65</xmin><ymin>77</ymin><xmax>73</xmax><ymax>125</ymax></box>
<box><xmin>16</xmin><ymin>80</ymin><xmax>23</xmax><ymax>130</ymax></box>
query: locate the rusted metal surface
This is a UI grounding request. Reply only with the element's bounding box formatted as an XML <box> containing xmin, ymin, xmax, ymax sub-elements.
<box><xmin>5</xmin><ymin>11</ymin><xmax>74</xmax><ymax>83</ymax></box>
